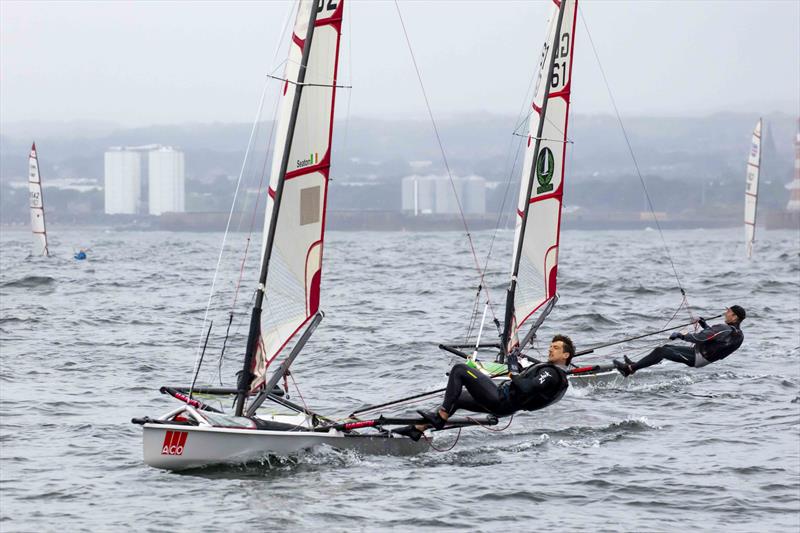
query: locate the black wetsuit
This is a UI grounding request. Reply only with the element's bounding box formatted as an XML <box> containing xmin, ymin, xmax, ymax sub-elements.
<box><xmin>632</xmin><ymin>319</ymin><xmax>744</xmax><ymax>371</ymax></box>
<box><xmin>441</xmin><ymin>362</ymin><xmax>568</xmax><ymax>417</ymax></box>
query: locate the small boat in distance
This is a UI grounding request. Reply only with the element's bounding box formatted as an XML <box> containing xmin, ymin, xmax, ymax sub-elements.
<box><xmin>28</xmin><ymin>143</ymin><xmax>49</xmax><ymax>257</ymax></box>
<box><xmin>744</xmin><ymin>119</ymin><xmax>762</xmax><ymax>258</ymax></box>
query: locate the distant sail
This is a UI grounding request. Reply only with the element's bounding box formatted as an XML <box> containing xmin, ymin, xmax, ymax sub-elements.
<box><xmin>249</xmin><ymin>0</ymin><xmax>344</xmax><ymax>391</ymax></box>
<box><xmin>787</xmin><ymin>119</ymin><xmax>800</xmax><ymax>212</ymax></box>
<box><xmin>744</xmin><ymin>119</ymin><xmax>762</xmax><ymax>258</ymax></box>
<box><xmin>28</xmin><ymin>143</ymin><xmax>49</xmax><ymax>256</ymax></box>
<box><xmin>505</xmin><ymin>0</ymin><xmax>577</xmax><ymax>349</ymax></box>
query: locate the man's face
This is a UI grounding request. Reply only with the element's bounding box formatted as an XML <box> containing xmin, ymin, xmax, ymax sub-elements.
<box><xmin>724</xmin><ymin>308</ymin><xmax>737</xmax><ymax>324</ymax></box>
<box><xmin>548</xmin><ymin>340</ymin><xmax>569</xmax><ymax>365</ymax></box>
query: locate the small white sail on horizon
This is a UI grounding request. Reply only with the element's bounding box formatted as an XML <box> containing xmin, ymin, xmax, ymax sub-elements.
<box><xmin>504</xmin><ymin>0</ymin><xmax>578</xmax><ymax>350</ymax></box>
<box><xmin>28</xmin><ymin>142</ymin><xmax>49</xmax><ymax>257</ymax></box>
<box><xmin>744</xmin><ymin>119</ymin><xmax>762</xmax><ymax>258</ymax></box>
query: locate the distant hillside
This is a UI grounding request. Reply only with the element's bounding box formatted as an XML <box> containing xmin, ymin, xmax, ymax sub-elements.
<box><xmin>1</xmin><ymin>112</ymin><xmax>796</xmax><ymax>186</ymax></box>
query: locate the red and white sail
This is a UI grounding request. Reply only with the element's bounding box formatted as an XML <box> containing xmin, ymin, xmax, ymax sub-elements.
<box><xmin>744</xmin><ymin>119</ymin><xmax>761</xmax><ymax>258</ymax></box>
<box><xmin>250</xmin><ymin>0</ymin><xmax>343</xmax><ymax>391</ymax></box>
<box><xmin>507</xmin><ymin>0</ymin><xmax>577</xmax><ymax>345</ymax></box>
<box><xmin>28</xmin><ymin>143</ymin><xmax>49</xmax><ymax>257</ymax></box>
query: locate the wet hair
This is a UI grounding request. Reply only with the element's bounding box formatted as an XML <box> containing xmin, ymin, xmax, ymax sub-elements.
<box><xmin>552</xmin><ymin>334</ymin><xmax>576</xmax><ymax>365</ymax></box>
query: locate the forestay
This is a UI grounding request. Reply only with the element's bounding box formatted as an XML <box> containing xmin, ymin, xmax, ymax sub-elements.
<box><xmin>505</xmin><ymin>0</ymin><xmax>577</xmax><ymax>349</ymax></box>
<box><xmin>744</xmin><ymin>118</ymin><xmax>761</xmax><ymax>258</ymax></box>
<box><xmin>28</xmin><ymin>143</ymin><xmax>49</xmax><ymax>257</ymax></box>
<box><xmin>250</xmin><ymin>0</ymin><xmax>344</xmax><ymax>391</ymax></box>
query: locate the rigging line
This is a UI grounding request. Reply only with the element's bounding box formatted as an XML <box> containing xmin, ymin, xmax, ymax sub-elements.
<box><xmin>514</xmin><ymin>107</ymin><xmax>568</xmax><ymax>141</ymax></box>
<box><xmin>425</xmin><ymin>428</ymin><xmax>462</xmax><ymax>452</ymax></box>
<box><xmin>466</xmin><ymin>122</ymin><xmax>530</xmax><ymax>338</ymax></box>
<box><xmin>231</xmin><ymin>82</ymin><xmax>284</xmax><ymax>310</ymax></box>
<box><xmin>463</xmin><ymin>288</ymin><xmax>482</xmax><ymax>345</ymax></box>
<box><xmin>216</xmin><ymin>1</ymin><xmax>296</xmax><ymax>338</ymax></box>
<box><xmin>475</xmin><ymin>40</ymin><xmax>546</xmax><ymax>328</ymax></box>
<box><xmin>392</xmin><ymin>0</ymin><xmax>498</xmax><ymax>323</ymax></box>
<box><xmin>474</xmin><ymin>129</ymin><xmax>526</xmax><ymax>319</ymax></box>
<box><xmin>228</xmin><ymin>0</ymin><xmax>297</xmax><ymax>304</ymax></box>
<box><xmin>512</xmin><ymin>134</ymin><xmax>574</xmax><ymax>144</ymax></box>
<box><xmin>288</xmin><ymin>372</ymin><xmax>310</xmax><ymax>414</ymax></box>
<box><xmin>266</xmin><ymin>74</ymin><xmax>353</xmax><ymax>89</ymax></box>
<box><xmin>340</xmin><ymin>0</ymin><xmax>355</xmax><ymax>167</ymax></box>
<box><xmin>580</xmin><ymin>10</ymin><xmax>690</xmax><ymax>308</ymax></box>
<box><xmin>188</xmin><ymin>76</ymin><xmax>272</xmax><ymax>384</ymax></box>
<box><xmin>468</xmin><ymin>414</ymin><xmax>513</xmax><ymax>433</ymax></box>
<box><xmin>212</xmin><ymin>289</ymin><xmax>257</xmax><ymax>387</ymax></box>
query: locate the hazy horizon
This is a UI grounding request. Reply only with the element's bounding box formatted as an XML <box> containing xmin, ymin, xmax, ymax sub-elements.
<box><xmin>2</xmin><ymin>0</ymin><xmax>798</xmax><ymax>129</ymax></box>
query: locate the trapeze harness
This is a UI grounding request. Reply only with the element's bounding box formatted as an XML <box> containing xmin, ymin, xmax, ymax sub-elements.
<box><xmin>442</xmin><ymin>362</ymin><xmax>569</xmax><ymax>417</ymax></box>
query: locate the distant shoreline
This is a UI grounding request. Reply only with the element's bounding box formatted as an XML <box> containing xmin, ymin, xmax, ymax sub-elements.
<box><xmin>3</xmin><ymin>210</ymin><xmax>797</xmax><ymax>232</ymax></box>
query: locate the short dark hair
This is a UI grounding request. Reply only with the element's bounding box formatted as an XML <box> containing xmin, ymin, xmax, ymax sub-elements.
<box><xmin>552</xmin><ymin>334</ymin><xmax>576</xmax><ymax>364</ymax></box>
<box><xmin>729</xmin><ymin>305</ymin><xmax>746</xmax><ymax>322</ymax></box>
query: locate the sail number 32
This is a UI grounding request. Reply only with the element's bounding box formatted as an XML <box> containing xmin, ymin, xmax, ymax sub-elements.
<box><xmin>317</xmin><ymin>0</ymin><xmax>338</xmax><ymax>12</ymax></box>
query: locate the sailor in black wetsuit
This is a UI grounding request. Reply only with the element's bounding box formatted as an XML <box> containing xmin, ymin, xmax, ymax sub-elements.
<box><xmin>395</xmin><ymin>335</ymin><xmax>573</xmax><ymax>441</ymax></box>
<box><xmin>614</xmin><ymin>305</ymin><xmax>746</xmax><ymax>377</ymax></box>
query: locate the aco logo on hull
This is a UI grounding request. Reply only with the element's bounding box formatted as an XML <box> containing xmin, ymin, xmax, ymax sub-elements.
<box><xmin>161</xmin><ymin>430</ymin><xmax>188</xmax><ymax>456</ymax></box>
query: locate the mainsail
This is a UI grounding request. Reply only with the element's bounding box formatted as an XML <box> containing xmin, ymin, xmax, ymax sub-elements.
<box><xmin>244</xmin><ymin>0</ymin><xmax>344</xmax><ymax>396</ymax></box>
<box><xmin>744</xmin><ymin>119</ymin><xmax>762</xmax><ymax>258</ymax></box>
<box><xmin>28</xmin><ymin>143</ymin><xmax>49</xmax><ymax>257</ymax></box>
<box><xmin>502</xmin><ymin>0</ymin><xmax>578</xmax><ymax>352</ymax></box>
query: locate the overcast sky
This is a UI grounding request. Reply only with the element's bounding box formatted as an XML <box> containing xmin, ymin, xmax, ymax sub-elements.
<box><xmin>1</xmin><ymin>0</ymin><xmax>798</xmax><ymax>128</ymax></box>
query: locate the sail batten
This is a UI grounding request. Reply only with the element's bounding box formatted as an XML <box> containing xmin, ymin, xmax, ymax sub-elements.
<box><xmin>28</xmin><ymin>143</ymin><xmax>49</xmax><ymax>257</ymax></box>
<box><xmin>503</xmin><ymin>0</ymin><xmax>578</xmax><ymax>351</ymax></box>
<box><xmin>246</xmin><ymin>0</ymin><xmax>344</xmax><ymax>393</ymax></box>
<box><xmin>744</xmin><ymin>119</ymin><xmax>762</xmax><ymax>258</ymax></box>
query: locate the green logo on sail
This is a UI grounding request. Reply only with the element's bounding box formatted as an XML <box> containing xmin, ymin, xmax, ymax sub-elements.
<box><xmin>536</xmin><ymin>147</ymin><xmax>555</xmax><ymax>194</ymax></box>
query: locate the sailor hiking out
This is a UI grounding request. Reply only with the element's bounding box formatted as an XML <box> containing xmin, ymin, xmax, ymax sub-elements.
<box><xmin>395</xmin><ymin>336</ymin><xmax>574</xmax><ymax>441</ymax></box>
<box><xmin>613</xmin><ymin>305</ymin><xmax>746</xmax><ymax>376</ymax></box>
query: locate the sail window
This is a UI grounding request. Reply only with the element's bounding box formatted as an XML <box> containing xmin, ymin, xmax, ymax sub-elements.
<box><xmin>300</xmin><ymin>186</ymin><xmax>321</xmax><ymax>225</ymax></box>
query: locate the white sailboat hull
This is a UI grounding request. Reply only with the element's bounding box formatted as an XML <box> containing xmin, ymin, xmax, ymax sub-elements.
<box><xmin>567</xmin><ymin>369</ymin><xmax>623</xmax><ymax>387</ymax></box>
<box><xmin>143</xmin><ymin>423</ymin><xmax>428</xmax><ymax>471</ymax></box>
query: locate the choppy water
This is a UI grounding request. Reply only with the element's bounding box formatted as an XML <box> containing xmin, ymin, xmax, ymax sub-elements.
<box><xmin>1</xmin><ymin>226</ymin><xmax>798</xmax><ymax>532</ymax></box>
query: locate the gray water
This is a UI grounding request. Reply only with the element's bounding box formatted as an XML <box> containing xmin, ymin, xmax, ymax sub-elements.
<box><xmin>1</xmin><ymin>226</ymin><xmax>798</xmax><ymax>532</ymax></box>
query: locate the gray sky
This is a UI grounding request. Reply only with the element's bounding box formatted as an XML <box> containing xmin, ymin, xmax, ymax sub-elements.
<box><xmin>1</xmin><ymin>0</ymin><xmax>798</xmax><ymax>128</ymax></box>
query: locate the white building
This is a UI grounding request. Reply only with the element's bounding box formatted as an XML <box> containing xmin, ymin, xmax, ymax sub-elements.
<box><xmin>104</xmin><ymin>149</ymin><xmax>141</xmax><ymax>214</ymax></box>
<box><xmin>401</xmin><ymin>174</ymin><xmax>486</xmax><ymax>215</ymax></box>
<box><xmin>401</xmin><ymin>175</ymin><xmax>435</xmax><ymax>215</ymax></box>
<box><xmin>148</xmin><ymin>147</ymin><xmax>185</xmax><ymax>215</ymax></box>
<box><xmin>460</xmin><ymin>175</ymin><xmax>486</xmax><ymax>215</ymax></box>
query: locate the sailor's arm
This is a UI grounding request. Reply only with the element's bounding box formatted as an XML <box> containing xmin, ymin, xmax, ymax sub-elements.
<box><xmin>680</xmin><ymin>324</ymin><xmax>729</xmax><ymax>344</ymax></box>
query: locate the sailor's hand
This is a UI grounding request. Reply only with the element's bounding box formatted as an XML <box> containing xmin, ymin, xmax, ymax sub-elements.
<box><xmin>669</xmin><ymin>332</ymin><xmax>683</xmax><ymax>341</ymax></box>
<box><xmin>507</xmin><ymin>351</ymin><xmax>521</xmax><ymax>374</ymax></box>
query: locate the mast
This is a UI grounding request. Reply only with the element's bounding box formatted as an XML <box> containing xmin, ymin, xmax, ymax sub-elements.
<box><xmin>744</xmin><ymin>118</ymin><xmax>762</xmax><ymax>259</ymax></box>
<box><xmin>502</xmin><ymin>0</ymin><xmax>575</xmax><ymax>354</ymax></box>
<box><xmin>235</xmin><ymin>0</ymin><xmax>321</xmax><ymax>416</ymax></box>
<box><xmin>28</xmin><ymin>142</ymin><xmax>49</xmax><ymax>257</ymax></box>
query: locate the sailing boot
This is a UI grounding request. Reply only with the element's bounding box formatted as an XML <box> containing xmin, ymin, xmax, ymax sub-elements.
<box><xmin>417</xmin><ymin>409</ymin><xmax>447</xmax><ymax>430</ymax></box>
<box><xmin>393</xmin><ymin>425</ymin><xmax>423</xmax><ymax>442</ymax></box>
<box><xmin>613</xmin><ymin>356</ymin><xmax>636</xmax><ymax>377</ymax></box>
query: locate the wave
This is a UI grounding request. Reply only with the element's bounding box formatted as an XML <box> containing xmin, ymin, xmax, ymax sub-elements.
<box><xmin>0</xmin><ymin>276</ymin><xmax>56</xmax><ymax>288</ymax></box>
